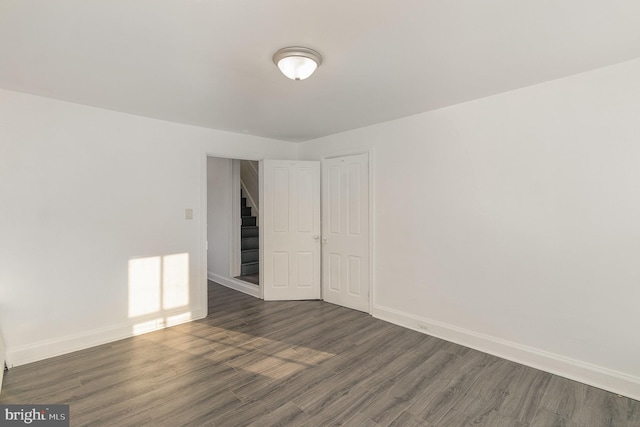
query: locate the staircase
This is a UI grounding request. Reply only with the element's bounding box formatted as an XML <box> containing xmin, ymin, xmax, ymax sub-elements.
<box><xmin>240</xmin><ymin>189</ymin><xmax>259</xmax><ymax>276</ymax></box>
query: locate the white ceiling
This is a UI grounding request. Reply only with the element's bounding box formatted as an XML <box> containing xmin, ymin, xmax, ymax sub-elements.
<box><xmin>1</xmin><ymin>1</ymin><xmax>639</xmax><ymax>142</ymax></box>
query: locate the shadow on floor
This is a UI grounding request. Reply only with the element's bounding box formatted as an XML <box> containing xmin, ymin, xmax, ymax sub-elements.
<box><xmin>235</xmin><ymin>273</ymin><xmax>259</xmax><ymax>285</ymax></box>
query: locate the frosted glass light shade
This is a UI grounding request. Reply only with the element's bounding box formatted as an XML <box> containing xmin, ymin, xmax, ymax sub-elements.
<box><xmin>277</xmin><ymin>56</ymin><xmax>317</xmax><ymax>80</ymax></box>
<box><xmin>273</xmin><ymin>47</ymin><xmax>322</xmax><ymax>81</ymax></box>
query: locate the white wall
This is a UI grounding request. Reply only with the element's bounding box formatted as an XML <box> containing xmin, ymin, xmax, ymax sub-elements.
<box><xmin>298</xmin><ymin>59</ymin><xmax>640</xmax><ymax>399</ymax></box>
<box><xmin>207</xmin><ymin>157</ymin><xmax>233</xmax><ymax>278</ymax></box>
<box><xmin>0</xmin><ymin>89</ymin><xmax>295</xmax><ymax>366</ymax></box>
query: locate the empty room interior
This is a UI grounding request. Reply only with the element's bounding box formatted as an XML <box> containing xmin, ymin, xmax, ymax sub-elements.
<box><xmin>1</xmin><ymin>1</ymin><xmax>640</xmax><ymax>426</ymax></box>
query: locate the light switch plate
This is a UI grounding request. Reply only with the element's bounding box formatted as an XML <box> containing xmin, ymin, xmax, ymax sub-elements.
<box><xmin>185</xmin><ymin>208</ymin><xmax>193</xmax><ymax>220</ymax></box>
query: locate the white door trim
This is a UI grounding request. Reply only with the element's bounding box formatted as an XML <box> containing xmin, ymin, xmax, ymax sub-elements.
<box><xmin>320</xmin><ymin>147</ymin><xmax>375</xmax><ymax>314</ymax></box>
<box><xmin>259</xmin><ymin>160</ymin><xmax>264</xmax><ymax>299</ymax></box>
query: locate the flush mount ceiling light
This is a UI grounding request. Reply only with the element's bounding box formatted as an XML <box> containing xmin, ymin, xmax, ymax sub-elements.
<box><xmin>272</xmin><ymin>47</ymin><xmax>322</xmax><ymax>81</ymax></box>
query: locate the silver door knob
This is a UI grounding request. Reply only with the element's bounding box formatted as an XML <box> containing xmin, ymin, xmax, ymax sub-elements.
<box><xmin>322</xmin><ymin>237</ymin><xmax>328</xmax><ymax>243</ymax></box>
<box><xmin>313</xmin><ymin>235</ymin><xmax>319</xmax><ymax>241</ymax></box>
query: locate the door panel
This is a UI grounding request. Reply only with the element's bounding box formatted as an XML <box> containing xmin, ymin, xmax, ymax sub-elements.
<box><xmin>272</xmin><ymin>252</ymin><xmax>289</xmax><ymax>288</ymax></box>
<box><xmin>263</xmin><ymin>160</ymin><xmax>320</xmax><ymax>300</ymax></box>
<box><xmin>297</xmin><ymin>252</ymin><xmax>313</xmax><ymax>287</ymax></box>
<box><xmin>348</xmin><ymin>255</ymin><xmax>362</xmax><ymax>295</ymax></box>
<box><xmin>329</xmin><ymin>253</ymin><xmax>341</xmax><ymax>291</ymax></box>
<box><xmin>273</xmin><ymin>168</ymin><xmax>290</xmax><ymax>232</ymax></box>
<box><xmin>322</xmin><ymin>154</ymin><xmax>370</xmax><ymax>312</ymax></box>
<box><xmin>329</xmin><ymin>165</ymin><xmax>341</xmax><ymax>233</ymax></box>
<box><xmin>348</xmin><ymin>163</ymin><xmax>362</xmax><ymax>235</ymax></box>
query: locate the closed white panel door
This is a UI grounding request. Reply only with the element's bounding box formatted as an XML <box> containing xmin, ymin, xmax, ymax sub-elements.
<box><xmin>322</xmin><ymin>153</ymin><xmax>370</xmax><ymax>312</ymax></box>
<box><xmin>263</xmin><ymin>160</ymin><xmax>321</xmax><ymax>300</ymax></box>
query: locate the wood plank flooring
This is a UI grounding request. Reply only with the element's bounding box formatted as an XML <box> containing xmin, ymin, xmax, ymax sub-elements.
<box><xmin>1</xmin><ymin>282</ymin><xmax>639</xmax><ymax>426</ymax></box>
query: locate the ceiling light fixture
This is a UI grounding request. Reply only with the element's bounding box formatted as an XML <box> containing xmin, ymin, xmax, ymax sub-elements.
<box><xmin>272</xmin><ymin>47</ymin><xmax>322</xmax><ymax>81</ymax></box>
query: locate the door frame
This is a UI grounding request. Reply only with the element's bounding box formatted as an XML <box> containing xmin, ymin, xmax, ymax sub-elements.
<box><xmin>320</xmin><ymin>147</ymin><xmax>375</xmax><ymax>314</ymax></box>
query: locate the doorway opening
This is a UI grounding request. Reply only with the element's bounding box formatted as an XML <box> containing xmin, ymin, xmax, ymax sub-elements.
<box><xmin>206</xmin><ymin>156</ymin><xmax>261</xmax><ymax>299</ymax></box>
<box><xmin>235</xmin><ymin>160</ymin><xmax>260</xmax><ymax>285</ymax></box>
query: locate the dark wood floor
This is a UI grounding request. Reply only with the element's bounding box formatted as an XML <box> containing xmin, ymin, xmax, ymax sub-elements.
<box><xmin>1</xmin><ymin>282</ymin><xmax>638</xmax><ymax>426</ymax></box>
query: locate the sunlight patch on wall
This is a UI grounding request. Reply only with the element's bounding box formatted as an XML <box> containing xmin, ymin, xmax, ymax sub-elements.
<box><xmin>128</xmin><ymin>253</ymin><xmax>190</xmax><ymax>318</ymax></box>
<box><xmin>128</xmin><ymin>256</ymin><xmax>161</xmax><ymax>317</ymax></box>
<box><xmin>162</xmin><ymin>253</ymin><xmax>190</xmax><ymax>310</ymax></box>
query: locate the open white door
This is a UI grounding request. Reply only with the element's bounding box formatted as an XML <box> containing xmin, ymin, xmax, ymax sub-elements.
<box><xmin>262</xmin><ymin>160</ymin><xmax>321</xmax><ymax>300</ymax></box>
<box><xmin>322</xmin><ymin>153</ymin><xmax>370</xmax><ymax>312</ymax></box>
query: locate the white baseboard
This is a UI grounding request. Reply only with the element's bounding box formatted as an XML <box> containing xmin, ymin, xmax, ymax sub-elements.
<box><xmin>5</xmin><ymin>307</ymin><xmax>206</xmax><ymax>368</ymax></box>
<box><xmin>371</xmin><ymin>303</ymin><xmax>640</xmax><ymax>401</ymax></box>
<box><xmin>208</xmin><ymin>272</ymin><xmax>260</xmax><ymax>298</ymax></box>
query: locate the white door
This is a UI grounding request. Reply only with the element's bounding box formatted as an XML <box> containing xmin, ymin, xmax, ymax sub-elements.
<box><xmin>262</xmin><ymin>160</ymin><xmax>321</xmax><ymax>300</ymax></box>
<box><xmin>322</xmin><ymin>153</ymin><xmax>370</xmax><ymax>312</ymax></box>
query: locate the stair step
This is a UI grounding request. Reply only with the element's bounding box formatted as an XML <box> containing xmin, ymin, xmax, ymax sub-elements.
<box><xmin>241</xmin><ymin>207</ymin><xmax>252</xmax><ymax>217</ymax></box>
<box><xmin>241</xmin><ymin>197</ymin><xmax>247</xmax><ymax>208</ymax></box>
<box><xmin>241</xmin><ymin>249</ymin><xmax>259</xmax><ymax>263</ymax></box>
<box><xmin>241</xmin><ymin>226</ymin><xmax>259</xmax><ymax>238</ymax></box>
<box><xmin>241</xmin><ymin>237</ymin><xmax>259</xmax><ymax>250</ymax></box>
<box><xmin>242</xmin><ymin>216</ymin><xmax>256</xmax><ymax>227</ymax></box>
<box><xmin>241</xmin><ymin>261</ymin><xmax>259</xmax><ymax>275</ymax></box>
